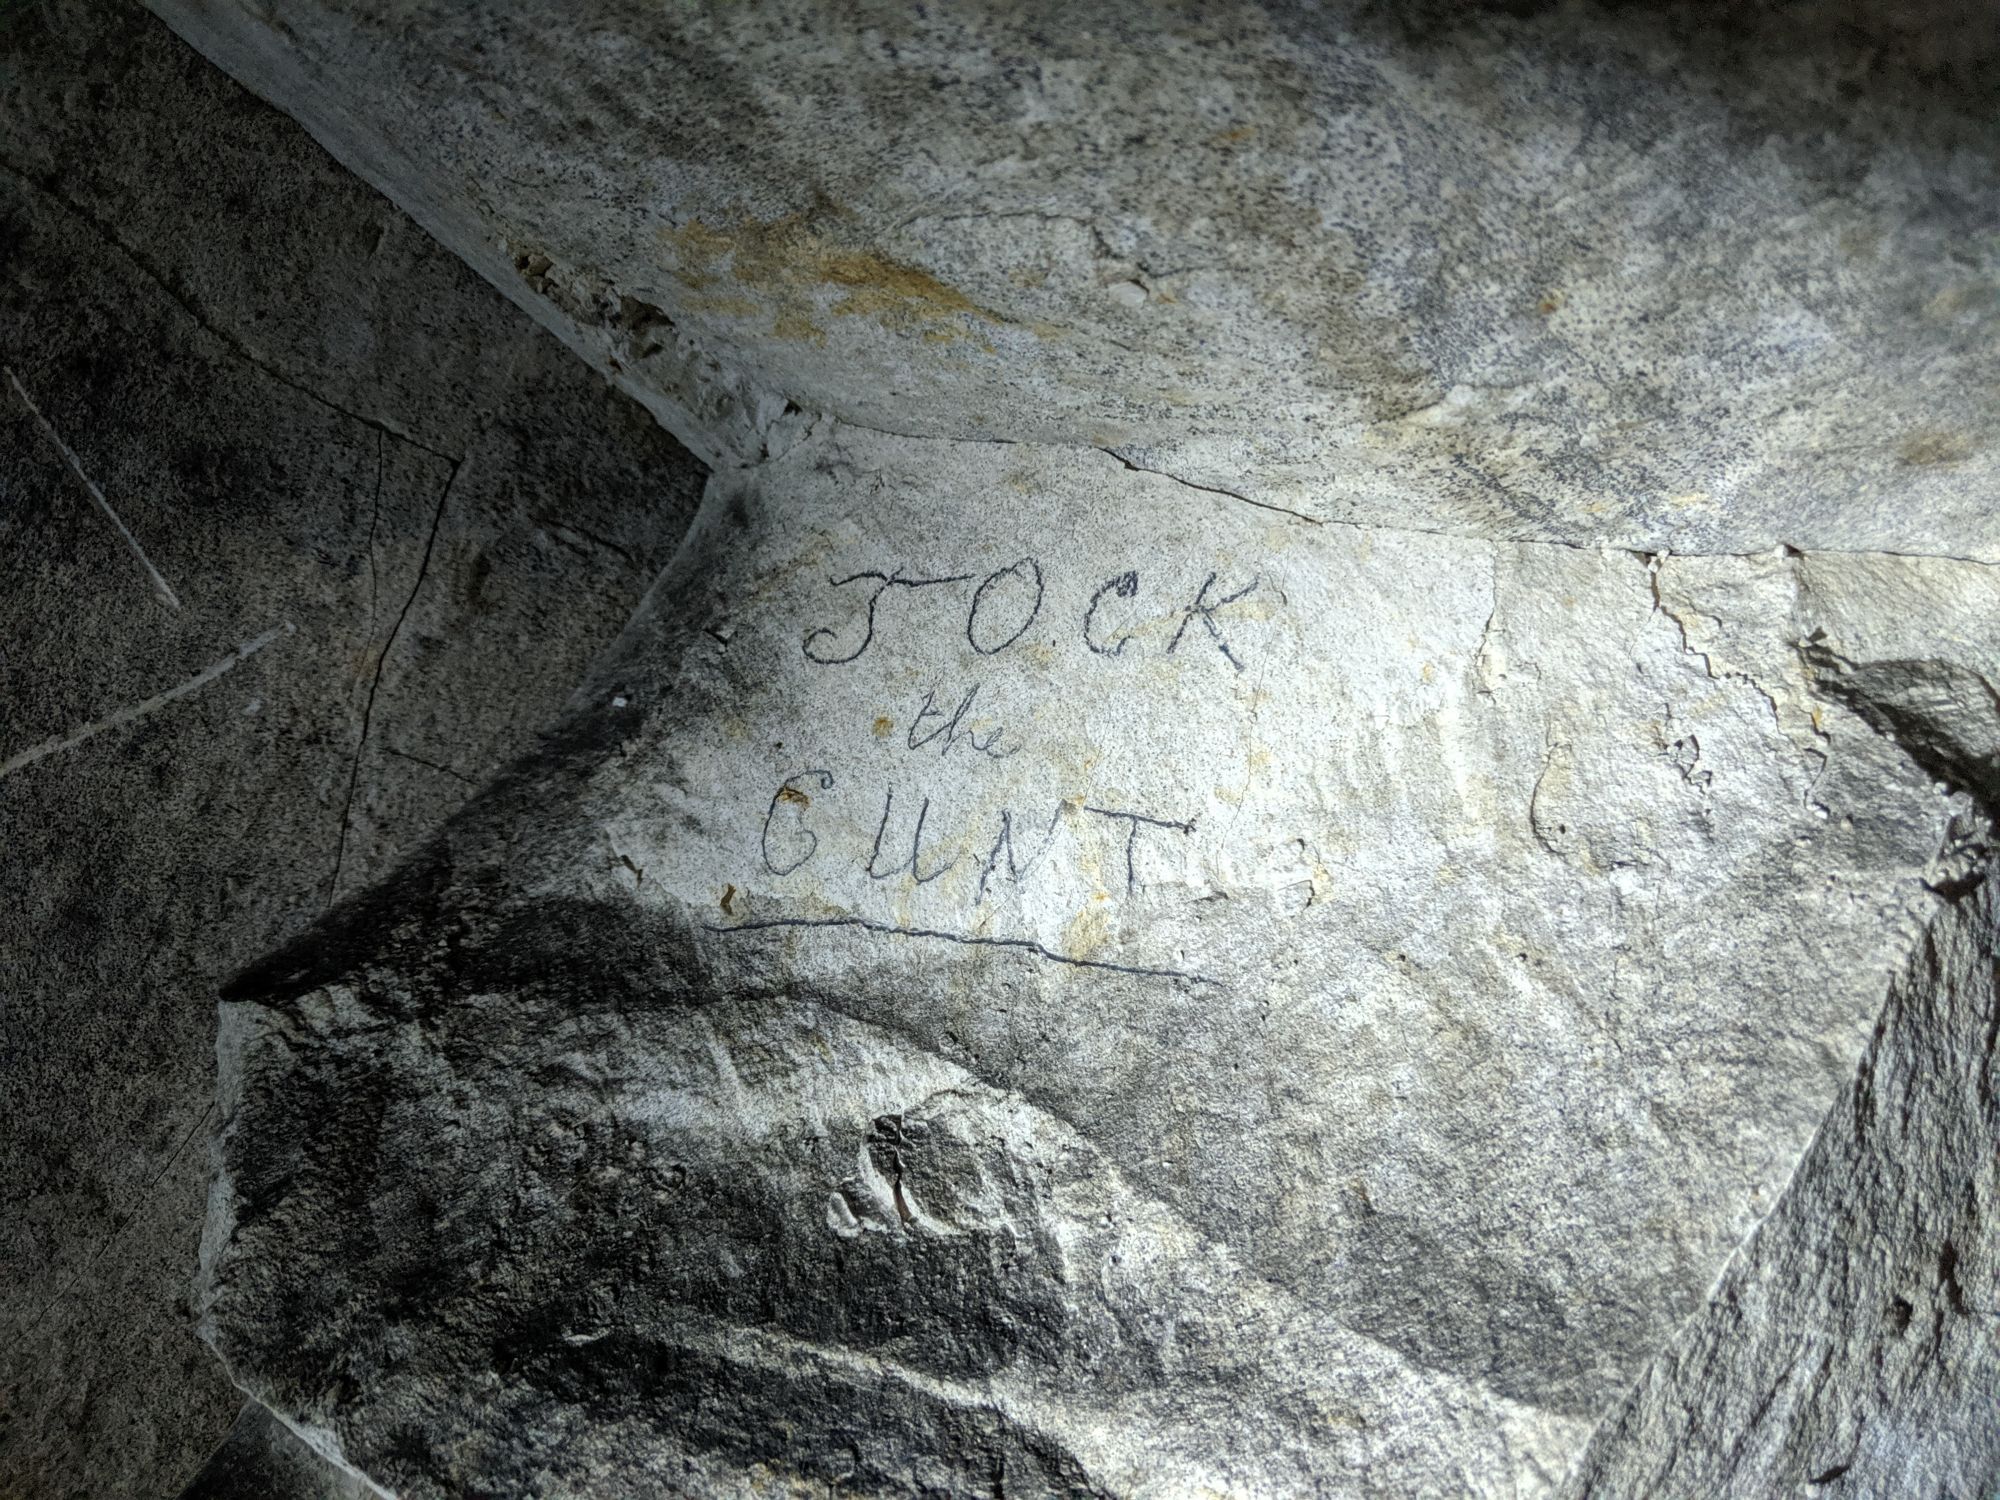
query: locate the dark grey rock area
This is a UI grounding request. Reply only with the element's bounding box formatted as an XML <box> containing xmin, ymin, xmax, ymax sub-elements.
<box><xmin>0</xmin><ymin>6</ymin><xmax>705</xmax><ymax>1496</ymax></box>
<box><xmin>176</xmin><ymin>1403</ymin><xmax>369</xmax><ymax>1500</ymax></box>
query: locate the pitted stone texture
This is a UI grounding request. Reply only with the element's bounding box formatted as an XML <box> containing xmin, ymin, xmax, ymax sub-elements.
<box><xmin>148</xmin><ymin>0</ymin><xmax>2000</xmax><ymax>555</ymax></box>
<box><xmin>199</xmin><ymin>425</ymin><xmax>1994</xmax><ymax>1495</ymax></box>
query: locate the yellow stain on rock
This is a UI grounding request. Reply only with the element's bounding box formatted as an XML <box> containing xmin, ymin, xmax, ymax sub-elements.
<box><xmin>1899</xmin><ymin>428</ymin><xmax>1976</xmax><ymax>467</ymax></box>
<box><xmin>772</xmin><ymin>310</ymin><xmax>827</xmax><ymax>346</ymax></box>
<box><xmin>677</xmin><ymin>292</ymin><xmax>763</xmax><ymax>318</ymax></box>
<box><xmin>661</xmin><ymin>212</ymin><xmax>1000</xmax><ymax>345</ymax></box>
<box><xmin>1062</xmin><ymin>898</ymin><xmax>1114</xmax><ymax>960</ymax></box>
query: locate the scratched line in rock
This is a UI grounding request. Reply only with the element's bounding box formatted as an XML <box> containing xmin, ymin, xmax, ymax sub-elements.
<box><xmin>702</xmin><ymin>915</ymin><xmax>1217</xmax><ymax>985</ymax></box>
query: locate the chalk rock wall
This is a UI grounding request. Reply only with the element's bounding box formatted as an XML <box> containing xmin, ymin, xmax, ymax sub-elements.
<box><xmin>199</xmin><ymin>422</ymin><xmax>1998</xmax><ymax>1495</ymax></box>
<box><xmin>1560</xmin><ymin>593</ymin><xmax>2000</xmax><ymax>1498</ymax></box>
<box><xmin>147</xmin><ymin>0</ymin><xmax>2000</xmax><ymax>555</ymax></box>
<box><xmin>126</xmin><ymin>1</ymin><xmax>2000</xmax><ymax>1495</ymax></box>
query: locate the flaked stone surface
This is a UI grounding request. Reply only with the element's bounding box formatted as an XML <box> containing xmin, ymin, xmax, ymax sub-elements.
<box><xmin>149</xmin><ymin>0</ymin><xmax>2000</xmax><ymax>554</ymax></box>
<box><xmin>1564</xmin><ymin>885</ymin><xmax>1999</xmax><ymax>1498</ymax></box>
<box><xmin>201</xmin><ymin>422</ymin><xmax>1994</xmax><ymax>1494</ymax></box>
<box><xmin>1561</xmin><ymin>609</ymin><xmax>2000</xmax><ymax>1498</ymax></box>
<box><xmin>0</xmin><ymin>5</ymin><xmax>706</xmax><ymax>1495</ymax></box>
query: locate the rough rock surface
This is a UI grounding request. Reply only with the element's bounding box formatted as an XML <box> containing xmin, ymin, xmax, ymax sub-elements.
<box><xmin>12</xmin><ymin>0</ymin><xmax>1995</xmax><ymax>1495</ymax></box>
<box><xmin>178</xmin><ymin>1403</ymin><xmax>371</xmax><ymax>1500</ymax></box>
<box><xmin>1561</xmin><ymin>607</ymin><xmax>2000</xmax><ymax>1498</ymax></box>
<box><xmin>147</xmin><ymin>0</ymin><xmax>2000</xmax><ymax>554</ymax></box>
<box><xmin>198</xmin><ymin>421</ymin><xmax>1998</xmax><ymax>1494</ymax></box>
<box><xmin>0</xmin><ymin>5</ymin><xmax>705</xmax><ymax>1496</ymax></box>
<box><xmin>1564</xmin><ymin>888</ymin><xmax>1999</xmax><ymax>1498</ymax></box>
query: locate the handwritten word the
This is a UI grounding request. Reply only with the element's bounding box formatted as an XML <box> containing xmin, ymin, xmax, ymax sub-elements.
<box><xmin>906</xmin><ymin>681</ymin><xmax>1013</xmax><ymax>759</ymax></box>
